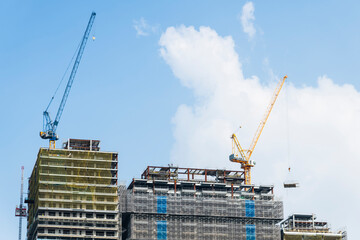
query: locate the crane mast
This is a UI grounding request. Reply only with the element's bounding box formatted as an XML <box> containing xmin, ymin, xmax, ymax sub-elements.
<box><xmin>230</xmin><ymin>75</ymin><xmax>287</xmax><ymax>185</ymax></box>
<box><xmin>40</xmin><ymin>12</ymin><xmax>96</xmax><ymax>149</ymax></box>
<box><xmin>15</xmin><ymin>166</ymin><xmax>26</xmax><ymax>240</ymax></box>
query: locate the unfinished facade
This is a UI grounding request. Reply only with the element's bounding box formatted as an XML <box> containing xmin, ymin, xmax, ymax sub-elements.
<box><xmin>119</xmin><ymin>166</ymin><xmax>284</xmax><ymax>240</ymax></box>
<box><xmin>280</xmin><ymin>214</ymin><xmax>347</xmax><ymax>240</ymax></box>
<box><xmin>27</xmin><ymin>139</ymin><xmax>119</xmax><ymax>240</ymax></box>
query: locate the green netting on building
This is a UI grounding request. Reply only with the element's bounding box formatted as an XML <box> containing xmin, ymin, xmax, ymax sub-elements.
<box><xmin>27</xmin><ymin>148</ymin><xmax>118</xmax><ymax>227</ymax></box>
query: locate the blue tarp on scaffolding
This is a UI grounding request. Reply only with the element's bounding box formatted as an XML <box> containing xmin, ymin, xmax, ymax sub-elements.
<box><xmin>157</xmin><ymin>220</ymin><xmax>167</xmax><ymax>239</ymax></box>
<box><xmin>246</xmin><ymin>224</ymin><xmax>256</xmax><ymax>240</ymax></box>
<box><xmin>157</xmin><ymin>196</ymin><xmax>167</xmax><ymax>214</ymax></box>
<box><xmin>245</xmin><ymin>200</ymin><xmax>255</xmax><ymax>217</ymax></box>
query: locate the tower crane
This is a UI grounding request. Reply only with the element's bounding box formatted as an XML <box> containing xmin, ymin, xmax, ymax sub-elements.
<box><xmin>40</xmin><ymin>12</ymin><xmax>96</xmax><ymax>149</ymax></box>
<box><xmin>230</xmin><ymin>75</ymin><xmax>287</xmax><ymax>185</ymax></box>
<box><xmin>15</xmin><ymin>166</ymin><xmax>26</xmax><ymax>240</ymax></box>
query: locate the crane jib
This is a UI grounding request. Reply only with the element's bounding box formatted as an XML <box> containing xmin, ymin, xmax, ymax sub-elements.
<box><xmin>40</xmin><ymin>12</ymin><xmax>96</xmax><ymax>147</ymax></box>
<box><xmin>230</xmin><ymin>75</ymin><xmax>287</xmax><ymax>185</ymax></box>
<box><xmin>53</xmin><ymin>12</ymin><xmax>96</xmax><ymax>132</ymax></box>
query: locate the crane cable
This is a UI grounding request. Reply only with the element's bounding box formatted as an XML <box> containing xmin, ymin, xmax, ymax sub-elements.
<box><xmin>45</xmin><ymin>41</ymin><xmax>82</xmax><ymax>112</ymax></box>
<box><xmin>282</xmin><ymin>49</ymin><xmax>292</xmax><ymax>174</ymax></box>
<box><xmin>285</xmin><ymin>80</ymin><xmax>292</xmax><ymax>174</ymax></box>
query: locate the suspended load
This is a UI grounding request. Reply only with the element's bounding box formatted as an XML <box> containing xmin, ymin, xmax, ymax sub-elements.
<box><xmin>283</xmin><ymin>167</ymin><xmax>299</xmax><ymax>188</ymax></box>
<box><xmin>283</xmin><ymin>181</ymin><xmax>299</xmax><ymax>188</ymax></box>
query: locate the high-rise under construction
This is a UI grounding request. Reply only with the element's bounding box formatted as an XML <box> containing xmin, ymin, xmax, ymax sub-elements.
<box><xmin>26</xmin><ymin>139</ymin><xmax>119</xmax><ymax>240</ymax></box>
<box><xmin>119</xmin><ymin>165</ymin><xmax>284</xmax><ymax>240</ymax></box>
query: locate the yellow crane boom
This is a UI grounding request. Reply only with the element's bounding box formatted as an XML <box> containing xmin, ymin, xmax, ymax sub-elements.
<box><xmin>230</xmin><ymin>75</ymin><xmax>287</xmax><ymax>185</ymax></box>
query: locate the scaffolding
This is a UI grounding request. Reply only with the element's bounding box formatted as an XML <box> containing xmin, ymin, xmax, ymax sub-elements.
<box><xmin>120</xmin><ymin>166</ymin><xmax>284</xmax><ymax>240</ymax></box>
<box><xmin>125</xmin><ymin>214</ymin><xmax>280</xmax><ymax>240</ymax></box>
<box><xmin>27</xmin><ymin>140</ymin><xmax>119</xmax><ymax>240</ymax></box>
<box><xmin>123</xmin><ymin>192</ymin><xmax>283</xmax><ymax>219</ymax></box>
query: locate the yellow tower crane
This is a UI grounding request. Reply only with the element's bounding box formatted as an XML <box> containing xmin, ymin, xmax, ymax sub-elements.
<box><xmin>230</xmin><ymin>75</ymin><xmax>287</xmax><ymax>185</ymax></box>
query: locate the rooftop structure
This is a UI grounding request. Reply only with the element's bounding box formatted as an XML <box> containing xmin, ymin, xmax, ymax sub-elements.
<box><xmin>27</xmin><ymin>139</ymin><xmax>119</xmax><ymax>240</ymax></box>
<box><xmin>119</xmin><ymin>165</ymin><xmax>284</xmax><ymax>240</ymax></box>
<box><xmin>141</xmin><ymin>165</ymin><xmax>245</xmax><ymax>184</ymax></box>
<box><xmin>62</xmin><ymin>138</ymin><xmax>101</xmax><ymax>151</ymax></box>
<box><xmin>280</xmin><ymin>214</ymin><xmax>347</xmax><ymax>240</ymax></box>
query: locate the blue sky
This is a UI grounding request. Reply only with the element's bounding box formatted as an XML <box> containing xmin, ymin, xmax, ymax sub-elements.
<box><xmin>1</xmin><ymin>1</ymin><xmax>359</xmax><ymax>238</ymax></box>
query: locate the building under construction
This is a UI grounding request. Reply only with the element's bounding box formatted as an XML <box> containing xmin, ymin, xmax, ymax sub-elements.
<box><xmin>119</xmin><ymin>165</ymin><xmax>284</xmax><ymax>240</ymax></box>
<box><xmin>26</xmin><ymin>139</ymin><xmax>119</xmax><ymax>240</ymax></box>
<box><xmin>280</xmin><ymin>214</ymin><xmax>346</xmax><ymax>240</ymax></box>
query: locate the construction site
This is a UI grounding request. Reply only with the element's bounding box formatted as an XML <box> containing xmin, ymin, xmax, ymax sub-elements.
<box><xmin>24</xmin><ymin>139</ymin><xmax>346</xmax><ymax>240</ymax></box>
<box><xmin>14</xmin><ymin>11</ymin><xmax>348</xmax><ymax>240</ymax></box>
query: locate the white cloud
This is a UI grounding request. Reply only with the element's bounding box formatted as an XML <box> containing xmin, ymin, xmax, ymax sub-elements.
<box><xmin>160</xmin><ymin>25</ymin><xmax>358</xmax><ymax>238</ymax></box>
<box><xmin>240</xmin><ymin>2</ymin><xmax>256</xmax><ymax>39</ymax></box>
<box><xmin>133</xmin><ymin>17</ymin><xmax>158</xmax><ymax>36</ymax></box>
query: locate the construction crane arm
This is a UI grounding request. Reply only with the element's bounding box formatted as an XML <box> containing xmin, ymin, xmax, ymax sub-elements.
<box><xmin>247</xmin><ymin>75</ymin><xmax>287</xmax><ymax>160</ymax></box>
<box><xmin>40</xmin><ymin>12</ymin><xmax>96</xmax><ymax>148</ymax></box>
<box><xmin>229</xmin><ymin>75</ymin><xmax>287</xmax><ymax>185</ymax></box>
<box><xmin>53</xmin><ymin>12</ymin><xmax>96</xmax><ymax>131</ymax></box>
